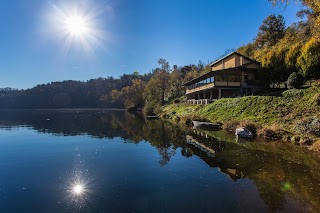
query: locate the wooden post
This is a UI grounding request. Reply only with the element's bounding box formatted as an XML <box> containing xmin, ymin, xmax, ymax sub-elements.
<box><xmin>218</xmin><ymin>89</ymin><xmax>222</xmax><ymax>99</ymax></box>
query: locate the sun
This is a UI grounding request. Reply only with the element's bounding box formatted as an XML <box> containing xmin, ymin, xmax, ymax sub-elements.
<box><xmin>73</xmin><ymin>184</ymin><xmax>84</xmax><ymax>195</ymax></box>
<box><xmin>64</xmin><ymin>15</ymin><xmax>89</xmax><ymax>36</ymax></box>
<box><xmin>47</xmin><ymin>2</ymin><xmax>106</xmax><ymax>52</ymax></box>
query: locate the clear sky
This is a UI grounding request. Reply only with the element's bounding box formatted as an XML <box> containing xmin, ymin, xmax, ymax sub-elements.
<box><xmin>0</xmin><ymin>0</ymin><xmax>304</xmax><ymax>89</ymax></box>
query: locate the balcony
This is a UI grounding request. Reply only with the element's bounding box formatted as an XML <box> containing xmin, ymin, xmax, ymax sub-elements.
<box><xmin>186</xmin><ymin>81</ymin><xmax>241</xmax><ymax>94</ymax></box>
<box><xmin>186</xmin><ymin>83</ymin><xmax>215</xmax><ymax>94</ymax></box>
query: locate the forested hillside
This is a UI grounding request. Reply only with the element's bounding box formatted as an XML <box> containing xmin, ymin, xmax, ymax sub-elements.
<box><xmin>238</xmin><ymin>0</ymin><xmax>320</xmax><ymax>86</ymax></box>
<box><xmin>0</xmin><ymin>61</ymin><xmax>207</xmax><ymax>109</ymax></box>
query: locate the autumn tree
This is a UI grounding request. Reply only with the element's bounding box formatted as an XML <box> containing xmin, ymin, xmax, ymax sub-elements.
<box><xmin>110</xmin><ymin>79</ymin><xmax>146</xmax><ymax>110</ymax></box>
<box><xmin>157</xmin><ymin>58</ymin><xmax>171</xmax><ymax>105</ymax></box>
<box><xmin>297</xmin><ymin>38</ymin><xmax>320</xmax><ymax>79</ymax></box>
<box><xmin>169</xmin><ymin>65</ymin><xmax>183</xmax><ymax>99</ymax></box>
<box><xmin>269</xmin><ymin>0</ymin><xmax>319</xmax><ymax>40</ymax></box>
<box><xmin>142</xmin><ymin>58</ymin><xmax>171</xmax><ymax>115</ymax></box>
<box><xmin>256</xmin><ymin>14</ymin><xmax>286</xmax><ymax>47</ymax></box>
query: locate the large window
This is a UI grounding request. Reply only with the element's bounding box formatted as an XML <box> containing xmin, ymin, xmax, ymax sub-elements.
<box><xmin>187</xmin><ymin>75</ymin><xmax>215</xmax><ymax>89</ymax></box>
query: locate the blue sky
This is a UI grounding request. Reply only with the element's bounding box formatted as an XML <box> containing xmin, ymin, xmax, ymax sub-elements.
<box><xmin>0</xmin><ymin>0</ymin><xmax>303</xmax><ymax>89</ymax></box>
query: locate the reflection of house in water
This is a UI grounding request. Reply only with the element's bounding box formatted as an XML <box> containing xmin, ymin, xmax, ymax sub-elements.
<box><xmin>186</xmin><ymin>135</ymin><xmax>215</xmax><ymax>158</ymax></box>
<box><xmin>219</xmin><ymin>168</ymin><xmax>244</xmax><ymax>181</ymax></box>
<box><xmin>186</xmin><ymin>133</ymin><xmax>244</xmax><ymax>181</ymax></box>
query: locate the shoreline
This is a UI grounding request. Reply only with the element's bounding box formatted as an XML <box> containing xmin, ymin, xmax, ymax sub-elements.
<box><xmin>160</xmin><ymin>97</ymin><xmax>320</xmax><ymax>151</ymax></box>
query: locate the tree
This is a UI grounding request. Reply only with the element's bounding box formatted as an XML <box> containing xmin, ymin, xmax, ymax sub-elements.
<box><xmin>122</xmin><ymin>79</ymin><xmax>146</xmax><ymax>109</ymax></box>
<box><xmin>256</xmin><ymin>14</ymin><xmax>286</xmax><ymax>47</ymax></box>
<box><xmin>237</xmin><ymin>42</ymin><xmax>256</xmax><ymax>58</ymax></box>
<box><xmin>142</xmin><ymin>58</ymin><xmax>171</xmax><ymax>114</ymax></box>
<box><xmin>297</xmin><ymin>38</ymin><xmax>320</xmax><ymax>79</ymax></box>
<box><xmin>110</xmin><ymin>79</ymin><xmax>146</xmax><ymax>109</ymax></box>
<box><xmin>156</xmin><ymin>58</ymin><xmax>171</xmax><ymax>105</ymax></box>
<box><xmin>269</xmin><ymin>0</ymin><xmax>319</xmax><ymax>40</ymax></box>
<box><xmin>169</xmin><ymin>65</ymin><xmax>184</xmax><ymax>99</ymax></box>
<box><xmin>287</xmin><ymin>72</ymin><xmax>304</xmax><ymax>89</ymax></box>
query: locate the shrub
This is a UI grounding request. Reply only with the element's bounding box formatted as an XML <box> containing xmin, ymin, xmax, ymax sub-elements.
<box><xmin>287</xmin><ymin>72</ymin><xmax>304</xmax><ymax>89</ymax></box>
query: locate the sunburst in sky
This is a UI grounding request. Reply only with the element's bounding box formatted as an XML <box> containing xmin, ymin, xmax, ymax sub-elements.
<box><xmin>48</xmin><ymin>2</ymin><xmax>105</xmax><ymax>53</ymax></box>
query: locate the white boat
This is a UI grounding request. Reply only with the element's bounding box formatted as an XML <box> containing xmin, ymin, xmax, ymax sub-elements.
<box><xmin>235</xmin><ymin>127</ymin><xmax>253</xmax><ymax>138</ymax></box>
<box><xmin>192</xmin><ymin>120</ymin><xmax>220</xmax><ymax>129</ymax></box>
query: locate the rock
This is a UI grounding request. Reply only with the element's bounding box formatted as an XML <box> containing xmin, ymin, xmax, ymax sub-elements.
<box><xmin>235</xmin><ymin>127</ymin><xmax>253</xmax><ymax>138</ymax></box>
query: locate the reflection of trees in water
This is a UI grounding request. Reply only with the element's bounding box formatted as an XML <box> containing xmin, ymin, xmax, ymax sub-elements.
<box><xmin>185</xmin><ymin>129</ymin><xmax>320</xmax><ymax>212</ymax></box>
<box><xmin>1</xmin><ymin>110</ymin><xmax>320</xmax><ymax>212</ymax></box>
<box><xmin>142</xmin><ymin>121</ymin><xmax>181</xmax><ymax>166</ymax></box>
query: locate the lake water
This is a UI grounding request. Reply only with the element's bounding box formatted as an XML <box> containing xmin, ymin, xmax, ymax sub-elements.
<box><xmin>0</xmin><ymin>109</ymin><xmax>319</xmax><ymax>213</ymax></box>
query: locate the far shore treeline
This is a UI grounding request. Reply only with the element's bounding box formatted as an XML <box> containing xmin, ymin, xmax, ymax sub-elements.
<box><xmin>0</xmin><ymin>0</ymin><xmax>319</xmax><ymax>113</ymax></box>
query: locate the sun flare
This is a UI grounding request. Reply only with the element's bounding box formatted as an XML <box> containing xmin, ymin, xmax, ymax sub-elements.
<box><xmin>73</xmin><ymin>184</ymin><xmax>84</xmax><ymax>195</ymax></box>
<box><xmin>64</xmin><ymin>15</ymin><xmax>89</xmax><ymax>36</ymax></box>
<box><xmin>47</xmin><ymin>2</ymin><xmax>107</xmax><ymax>52</ymax></box>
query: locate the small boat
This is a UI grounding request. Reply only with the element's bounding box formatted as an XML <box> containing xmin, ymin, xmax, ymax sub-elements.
<box><xmin>192</xmin><ymin>120</ymin><xmax>220</xmax><ymax>129</ymax></box>
<box><xmin>146</xmin><ymin>115</ymin><xmax>159</xmax><ymax>119</ymax></box>
<box><xmin>235</xmin><ymin>127</ymin><xmax>253</xmax><ymax>138</ymax></box>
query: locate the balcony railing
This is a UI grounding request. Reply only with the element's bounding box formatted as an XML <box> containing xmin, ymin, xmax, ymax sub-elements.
<box><xmin>186</xmin><ymin>81</ymin><xmax>241</xmax><ymax>94</ymax></box>
<box><xmin>186</xmin><ymin>83</ymin><xmax>215</xmax><ymax>94</ymax></box>
<box><xmin>186</xmin><ymin>99</ymin><xmax>216</xmax><ymax>105</ymax></box>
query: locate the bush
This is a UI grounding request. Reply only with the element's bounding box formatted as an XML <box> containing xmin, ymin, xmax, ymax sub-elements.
<box><xmin>287</xmin><ymin>72</ymin><xmax>304</xmax><ymax>89</ymax></box>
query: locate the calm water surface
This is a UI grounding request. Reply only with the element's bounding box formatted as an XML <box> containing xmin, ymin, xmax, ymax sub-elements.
<box><xmin>0</xmin><ymin>109</ymin><xmax>319</xmax><ymax>213</ymax></box>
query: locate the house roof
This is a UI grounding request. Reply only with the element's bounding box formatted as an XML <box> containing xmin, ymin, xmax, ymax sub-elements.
<box><xmin>182</xmin><ymin>66</ymin><xmax>258</xmax><ymax>86</ymax></box>
<box><xmin>209</xmin><ymin>51</ymin><xmax>260</xmax><ymax>67</ymax></box>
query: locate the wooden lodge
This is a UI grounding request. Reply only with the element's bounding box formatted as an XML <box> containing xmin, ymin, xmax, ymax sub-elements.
<box><xmin>183</xmin><ymin>52</ymin><xmax>263</xmax><ymax>104</ymax></box>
